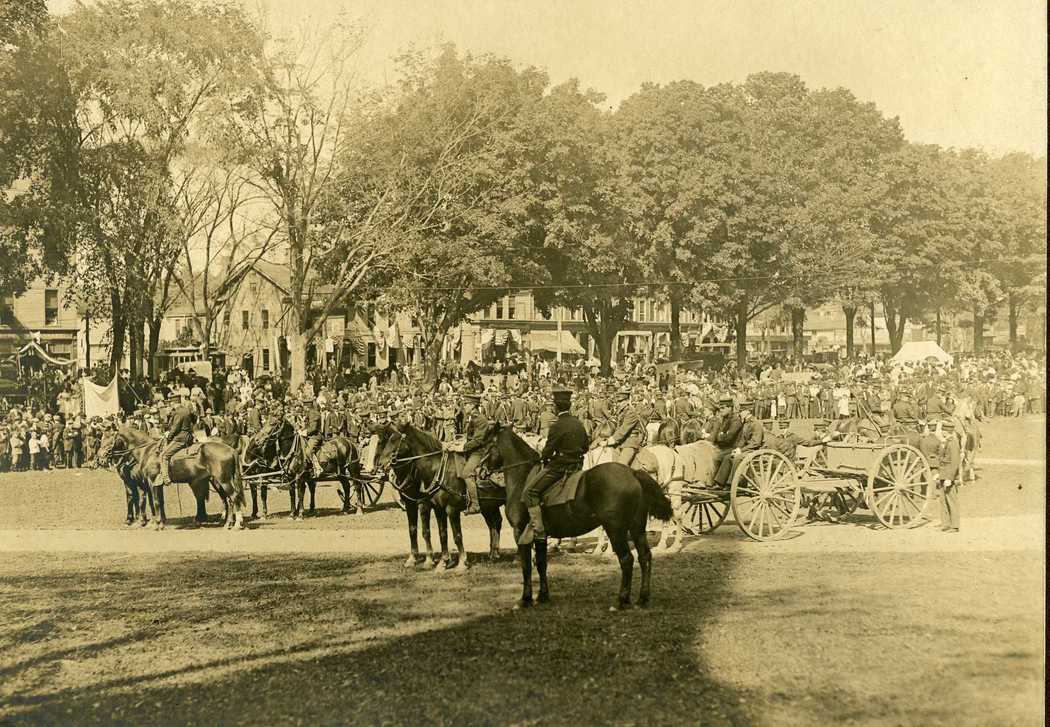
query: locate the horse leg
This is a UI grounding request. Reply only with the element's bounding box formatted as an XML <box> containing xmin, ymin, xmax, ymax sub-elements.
<box><xmin>152</xmin><ymin>485</ymin><xmax>167</xmax><ymax>531</ymax></box>
<box><xmin>605</xmin><ymin>526</ymin><xmax>634</xmax><ymax>610</ymax></box>
<box><xmin>123</xmin><ymin>480</ymin><xmax>136</xmax><ymax>526</ymax></box>
<box><xmin>404</xmin><ymin>500</ymin><xmax>421</xmax><ymax>568</ymax></box>
<box><xmin>250</xmin><ymin>484</ymin><xmax>259</xmax><ymax>519</ymax></box>
<box><xmin>535</xmin><ymin>537</ymin><xmax>550</xmax><ymax>604</ymax></box>
<box><xmin>420</xmin><ymin>501</ymin><xmax>436</xmax><ymax>568</ymax></box>
<box><xmin>451</xmin><ymin>509</ymin><xmax>468</xmax><ymax>572</ymax></box>
<box><xmin>307</xmin><ymin>480</ymin><xmax>316</xmax><ymax>515</ymax></box>
<box><xmin>515</xmin><ymin>543</ymin><xmax>533</xmax><ymax>608</ymax></box>
<box><xmin>433</xmin><ymin>507</ymin><xmax>451</xmax><ymax>571</ymax></box>
<box><xmin>482</xmin><ymin>506</ymin><xmax>502</xmax><ymax>561</ymax></box>
<box><xmin>287</xmin><ymin>480</ymin><xmax>297</xmax><ymax>519</ymax></box>
<box><xmin>631</xmin><ymin>518</ymin><xmax>654</xmax><ymax>607</ymax></box>
<box><xmin>138</xmin><ymin>484</ymin><xmax>152</xmax><ymax>527</ymax></box>
<box><xmin>338</xmin><ymin>477</ymin><xmax>352</xmax><ymax>514</ymax></box>
<box><xmin>260</xmin><ymin>485</ymin><xmax>269</xmax><ymax>518</ymax></box>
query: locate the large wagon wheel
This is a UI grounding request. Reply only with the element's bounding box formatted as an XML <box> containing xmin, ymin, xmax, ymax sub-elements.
<box><xmin>680</xmin><ymin>484</ymin><xmax>729</xmax><ymax>534</ymax></box>
<box><xmin>865</xmin><ymin>444</ymin><xmax>932</xmax><ymax>529</ymax></box>
<box><xmin>730</xmin><ymin>450</ymin><xmax>802</xmax><ymax>541</ymax></box>
<box><xmin>353</xmin><ymin>474</ymin><xmax>386</xmax><ymax>511</ymax></box>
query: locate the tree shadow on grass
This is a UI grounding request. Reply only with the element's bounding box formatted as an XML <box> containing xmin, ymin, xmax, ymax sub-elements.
<box><xmin>0</xmin><ymin>549</ymin><xmax>755</xmax><ymax>726</ymax></box>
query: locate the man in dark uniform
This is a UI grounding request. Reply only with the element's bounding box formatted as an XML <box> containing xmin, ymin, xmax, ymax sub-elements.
<box><xmin>521</xmin><ymin>386</ymin><xmax>590</xmax><ymax>545</ymax></box>
<box><xmin>156</xmin><ymin>397</ymin><xmax>196</xmax><ymax>487</ymax></box>
<box><xmin>301</xmin><ymin>399</ymin><xmax>323</xmax><ymax>476</ymax></box>
<box><xmin>457</xmin><ymin>394</ymin><xmax>490</xmax><ymax>514</ymax></box>
<box><xmin>713</xmin><ymin>409</ymin><xmax>764</xmax><ymax>488</ymax></box>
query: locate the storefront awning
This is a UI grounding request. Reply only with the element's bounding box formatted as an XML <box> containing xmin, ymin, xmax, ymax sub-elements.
<box><xmin>529</xmin><ymin>330</ymin><xmax>585</xmax><ymax>355</ymax></box>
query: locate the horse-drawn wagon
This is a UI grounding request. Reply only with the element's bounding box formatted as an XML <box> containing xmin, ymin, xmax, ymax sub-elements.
<box><xmin>676</xmin><ymin>417</ymin><xmax>937</xmax><ymax>541</ymax></box>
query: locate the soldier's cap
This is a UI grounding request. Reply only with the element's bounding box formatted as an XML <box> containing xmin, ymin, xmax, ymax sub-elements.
<box><xmin>718</xmin><ymin>397</ymin><xmax>734</xmax><ymax>406</ymax></box>
<box><xmin>463</xmin><ymin>393</ymin><xmax>482</xmax><ymax>402</ymax></box>
<box><xmin>552</xmin><ymin>386</ymin><xmax>573</xmax><ymax>398</ymax></box>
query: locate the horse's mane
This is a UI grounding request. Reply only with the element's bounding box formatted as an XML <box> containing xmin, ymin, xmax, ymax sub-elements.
<box><xmin>117</xmin><ymin>424</ymin><xmax>154</xmax><ymax>445</ymax></box>
<box><xmin>498</xmin><ymin>425</ymin><xmax>539</xmax><ymax>463</ymax></box>
<box><xmin>402</xmin><ymin>424</ymin><xmax>442</xmax><ymax>452</ymax></box>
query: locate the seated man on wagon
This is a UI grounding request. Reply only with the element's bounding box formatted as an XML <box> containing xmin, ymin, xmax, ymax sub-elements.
<box><xmin>712</xmin><ymin>408</ymin><xmax>764</xmax><ymax>490</ymax></box>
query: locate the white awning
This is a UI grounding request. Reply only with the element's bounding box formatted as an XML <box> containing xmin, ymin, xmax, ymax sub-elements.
<box><xmin>529</xmin><ymin>330</ymin><xmax>585</xmax><ymax>354</ymax></box>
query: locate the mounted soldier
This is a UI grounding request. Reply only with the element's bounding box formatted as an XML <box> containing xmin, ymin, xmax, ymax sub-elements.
<box><xmin>155</xmin><ymin>395</ymin><xmax>196</xmax><ymax>488</ymax></box>
<box><xmin>604</xmin><ymin>387</ymin><xmax>647</xmax><ymax>466</ymax></box>
<box><xmin>301</xmin><ymin>397</ymin><xmax>323</xmax><ymax>476</ymax></box>
<box><xmin>519</xmin><ymin>386</ymin><xmax>590</xmax><ymax>545</ymax></box>
<box><xmin>455</xmin><ymin>393</ymin><xmax>490</xmax><ymax>514</ymax></box>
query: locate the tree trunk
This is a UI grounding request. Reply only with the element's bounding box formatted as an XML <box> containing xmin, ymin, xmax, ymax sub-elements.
<box><xmin>790</xmin><ymin>307</ymin><xmax>806</xmax><ymax>361</ymax></box>
<box><xmin>972</xmin><ymin>305</ymin><xmax>984</xmax><ymax>354</ymax></box>
<box><xmin>147</xmin><ymin>316</ymin><xmax>162</xmax><ymax>380</ymax></box>
<box><xmin>870</xmin><ymin>301</ymin><xmax>878</xmax><ymax>354</ymax></box>
<box><xmin>109</xmin><ymin>298</ymin><xmax>126</xmax><ymax>374</ymax></box>
<box><xmin>1008</xmin><ymin>295</ymin><xmax>1020</xmax><ymax>351</ymax></box>
<box><xmin>882</xmin><ymin>300</ymin><xmax>906</xmax><ymax>354</ymax></box>
<box><xmin>843</xmin><ymin>305</ymin><xmax>857</xmax><ymax>360</ymax></box>
<box><xmin>127</xmin><ymin>320</ymin><xmax>140</xmax><ymax>378</ymax></box>
<box><xmin>584</xmin><ymin>300</ymin><xmax>627</xmax><ymax>377</ymax></box>
<box><xmin>669</xmin><ymin>294</ymin><xmax>682</xmax><ymax>360</ymax></box>
<box><xmin>288</xmin><ymin>330</ymin><xmax>306</xmax><ymax>392</ymax></box>
<box><xmin>935</xmin><ymin>308</ymin><xmax>942</xmax><ymax>347</ymax></box>
<box><xmin>84</xmin><ymin>309</ymin><xmax>92</xmax><ymax>370</ymax></box>
<box><xmin>734</xmin><ymin>301</ymin><xmax>748</xmax><ymax>372</ymax></box>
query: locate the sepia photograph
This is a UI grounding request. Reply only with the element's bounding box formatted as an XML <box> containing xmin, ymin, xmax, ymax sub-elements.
<box><xmin>0</xmin><ymin>0</ymin><xmax>1045</xmax><ymax>724</ymax></box>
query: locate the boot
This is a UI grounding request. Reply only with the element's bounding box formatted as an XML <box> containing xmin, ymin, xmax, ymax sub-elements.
<box><xmin>312</xmin><ymin>454</ymin><xmax>323</xmax><ymax>478</ymax></box>
<box><xmin>155</xmin><ymin>458</ymin><xmax>171</xmax><ymax>488</ymax></box>
<box><xmin>527</xmin><ymin>504</ymin><xmax>545</xmax><ymax>540</ymax></box>
<box><xmin>465</xmin><ymin>477</ymin><xmax>480</xmax><ymax>514</ymax></box>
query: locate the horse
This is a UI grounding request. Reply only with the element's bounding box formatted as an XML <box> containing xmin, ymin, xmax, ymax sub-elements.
<box><xmin>243</xmin><ymin>419</ymin><xmax>360</xmax><ymax>519</ymax></box>
<box><xmin>98</xmin><ymin>425</ymin><xmax>246</xmax><ymax>530</ymax></box>
<box><xmin>373</xmin><ymin>423</ymin><xmax>505</xmax><ymax>572</ymax></box>
<box><xmin>370</xmin><ymin>423</ymin><xmax>441</xmax><ymax>568</ymax></box>
<box><xmin>479</xmin><ymin>423</ymin><xmax>673</xmax><ymax>610</ymax></box>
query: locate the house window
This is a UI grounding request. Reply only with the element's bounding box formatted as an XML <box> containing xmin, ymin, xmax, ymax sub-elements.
<box><xmin>367</xmin><ymin>342</ymin><xmax>376</xmax><ymax>368</ymax></box>
<box><xmin>0</xmin><ymin>294</ymin><xmax>13</xmax><ymax>324</ymax></box>
<box><xmin>637</xmin><ymin>299</ymin><xmax>647</xmax><ymax>323</ymax></box>
<box><xmin>507</xmin><ymin>297</ymin><xmax>516</xmax><ymax>320</ymax></box>
<box><xmin>494</xmin><ymin>299</ymin><xmax>503</xmax><ymax>320</ymax></box>
<box><xmin>44</xmin><ymin>289</ymin><xmax>59</xmax><ymax>325</ymax></box>
<box><xmin>222</xmin><ymin>310</ymin><xmax>230</xmax><ymax>329</ymax></box>
<box><xmin>262</xmin><ymin>348</ymin><xmax>270</xmax><ymax>371</ymax></box>
<box><xmin>241</xmin><ymin>311</ymin><xmax>249</xmax><ymax>330</ymax></box>
<box><xmin>249</xmin><ymin>282</ymin><xmax>258</xmax><ymax>295</ymax></box>
<box><xmin>261</xmin><ymin>309</ymin><xmax>269</xmax><ymax>330</ymax></box>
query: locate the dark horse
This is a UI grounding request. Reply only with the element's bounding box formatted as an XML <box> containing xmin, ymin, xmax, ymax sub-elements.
<box><xmin>480</xmin><ymin>423</ymin><xmax>672</xmax><ymax>610</ymax></box>
<box><xmin>98</xmin><ymin>425</ymin><xmax>246</xmax><ymax>529</ymax></box>
<box><xmin>243</xmin><ymin>419</ymin><xmax>360</xmax><ymax>520</ymax></box>
<box><xmin>374</xmin><ymin>423</ymin><xmax>505</xmax><ymax>572</ymax></box>
<box><xmin>371</xmin><ymin>423</ymin><xmax>439</xmax><ymax>569</ymax></box>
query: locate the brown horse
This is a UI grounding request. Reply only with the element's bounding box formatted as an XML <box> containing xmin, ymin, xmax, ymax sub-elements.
<box><xmin>373</xmin><ymin>424</ymin><xmax>505</xmax><ymax>572</ymax></box>
<box><xmin>243</xmin><ymin>419</ymin><xmax>361</xmax><ymax>519</ymax></box>
<box><xmin>99</xmin><ymin>425</ymin><xmax>246</xmax><ymax>530</ymax></box>
<box><xmin>479</xmin><ymin>423</ymin><xmax>673</xmax><ymax>610</ymax></box>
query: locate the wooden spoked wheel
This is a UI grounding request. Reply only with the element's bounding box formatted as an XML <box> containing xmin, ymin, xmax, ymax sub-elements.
<box><xmin>680</xmin><ymin>484</ymin><xmax>729</xmax><ymax>534</ymax></box>
<box><xmin>865</xmin><ymin>444</ymin><xmax>933</xmax><ymax>529</ymax></box>
<box><xmin>730</xmin><ymin>450</ymin><xmax>802</xmax><ymax>541</ymax></box>
<box><xmin>354</xmin><ymin>474</ymin><xmax>386</xmax><ymax>510</ymax></box>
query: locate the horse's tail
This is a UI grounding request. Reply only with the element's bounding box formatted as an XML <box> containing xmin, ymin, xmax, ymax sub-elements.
<box><xmin>231</xmin><ymin>454</ymin><xmax>245</xmax><ymax>510</ymax></box>
<box><xmin>633</xmin><ymin>468</ymin><xmax>673</xmax><ymax>521</ymax></box>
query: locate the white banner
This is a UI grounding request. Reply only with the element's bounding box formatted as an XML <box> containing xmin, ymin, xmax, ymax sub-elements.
<box><xmin>82</xmin><ymin>374</ymin><xmax>120</xmax><ymax>419</ymax></box>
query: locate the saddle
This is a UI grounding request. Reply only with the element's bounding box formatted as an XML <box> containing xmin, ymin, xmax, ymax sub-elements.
<box><xmin>170</xmin><ymin>443</ymin><xmax>204</xmax><ymax>463</ymax></box>
<box><xmin>525</xmin><ymin>467</ymin><xmax>584</xmax><ymax>508</ymax></box>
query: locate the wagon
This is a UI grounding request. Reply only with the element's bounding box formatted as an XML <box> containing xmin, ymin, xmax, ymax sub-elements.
<box><xmin>678</xmin><ymin>421</ymin><xmax>936</xmax><ymax>542</ymax></box>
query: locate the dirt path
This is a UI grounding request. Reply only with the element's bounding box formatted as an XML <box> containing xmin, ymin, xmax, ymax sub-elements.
<box><xmin>0</xmin><ymin>512</ymin><xmax>1040</xmax><ymax>556</ymax></box>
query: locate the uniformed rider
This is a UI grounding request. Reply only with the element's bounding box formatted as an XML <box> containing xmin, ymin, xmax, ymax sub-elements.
<box><xmin>155</xmin><ymin>396</ymin><xmax>196</xmax><ymax>487</ymax></box>
<box><xmin>520</xmin><ymin>386</ymin><xmax>590</xmax><ymax>545</ymax></box>
<box><xmin>457</xmin><ymin>393</ymin><xmax>490</xmax><ymax>514</ymax></box>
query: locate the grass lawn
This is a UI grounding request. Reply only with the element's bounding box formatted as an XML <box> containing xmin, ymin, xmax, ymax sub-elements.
<box><xmin>0</xmin><ymin>548</ymin><xmax>1042</xmax><ymax>726</ymax></box>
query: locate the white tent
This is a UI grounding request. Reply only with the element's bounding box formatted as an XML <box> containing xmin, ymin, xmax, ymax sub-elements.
<box><xmin>890</xmin><ymin>341</ymin><xmax>954</xmax><ymax>367</ymax></box>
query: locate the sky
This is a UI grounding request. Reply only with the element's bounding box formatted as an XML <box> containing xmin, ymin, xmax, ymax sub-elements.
<box><xmin>48</xmin><ymin>0</ymin><xmax>1047</xmax><ymax>156</ymax></box>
